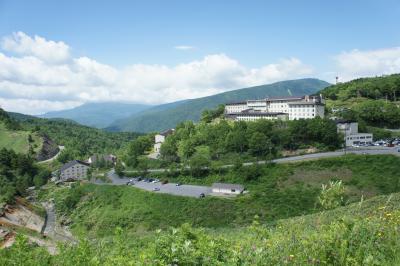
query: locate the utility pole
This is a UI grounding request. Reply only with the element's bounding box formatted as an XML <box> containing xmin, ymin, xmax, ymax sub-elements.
<box><xmin>344</xmin><ymin>123</ymin><xmax>349</xmax><ymax>155</ymax></box>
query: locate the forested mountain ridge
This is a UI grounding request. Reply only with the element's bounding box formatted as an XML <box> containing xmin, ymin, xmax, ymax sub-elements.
<box><xmin>320</xmin><ymin>74</ymin><xmax>400</xmax><ymax>101</ymax></box>
<box><xmin>107</xmin><ymin>78</ymin><xmax>330</xmax><ymax>132</ymax></box>
<box><xmin>7</xmin><ymin>110</ymin><xmax>141</xmax><ymax>160</ymax></box>
<box><xmin>319</xmin><ymin>74</ymin><xmax>400</xmax><ymax>128</ymax></box>
<box><xmin>40</xmin><ymin>102</ymin><xmax>152</xmax><ymax>128</ymax></box>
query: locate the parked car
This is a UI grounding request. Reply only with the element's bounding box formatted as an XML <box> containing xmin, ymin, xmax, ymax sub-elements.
<box><xmin>199</xmin><ymin>193</ymin><xmax>205</xmax><ymax>198</ymax></box>
<box><xmin>176</xmin><ymin>183</ymin><xmax>181</xmax><ymax>186</ymax></box>
<box><xmin>153</xmin><ymin>187</ymin><xmax>160</xmax><ymax>191</ymax></box>
<box><xmin>398</xmin><ymin>148</ymin><xmax>400</xmax><ymax>153</ymax></box>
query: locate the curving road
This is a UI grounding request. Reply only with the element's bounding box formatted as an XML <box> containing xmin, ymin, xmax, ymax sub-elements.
<box><xmin>121</xmin><ymin>147</ymin><xmax>400</xmax><ymax>174</ymax></box>
<box><xmin>268</xmin><ymin>146</ymin><xmax>399</xmax><ymax>164</ymax></box>
<box><xmin>38</xmin><ymin>146</ymin><xmax>65</xmax><ymax>164</ymax></box>
<box><xmin>99</xmin><ymin>147</ymin><xmax>400</xmax><ymax>198</ymax></box>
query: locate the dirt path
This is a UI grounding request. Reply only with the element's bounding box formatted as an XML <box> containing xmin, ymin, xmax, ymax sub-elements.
<box><xmin>42</xmin><ymin>202</ymin><xmax>76</xmax><ymax>243</ymax></box>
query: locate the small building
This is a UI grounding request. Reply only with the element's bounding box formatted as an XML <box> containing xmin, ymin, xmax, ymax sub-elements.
<box><xmin>60</xmin><ymin>160</ymin><xmax>90</xmax><ymax>181</ymax></box>
<box><xmin>335</xmin><ymin>120</ymin><xmax>373</xmax><ymax>147</ymax></box>
<box><xmin>212</xmin><ymin>183</ymin><xmax>245</xmax><ymax>195</ymax></box>
<box><xmin>154</xmin><ymin>129</ymin><xmax>175</xmax><ymax>153</ymax></box>
<box><xmin>88</xmin><ymin>154</ymin><xmax>116</xmax><ymax>165</ymax></box>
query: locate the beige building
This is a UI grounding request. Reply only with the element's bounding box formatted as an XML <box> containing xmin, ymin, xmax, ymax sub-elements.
<box><xmin>154</xmin><ymin>129</ymin><xmax>175</xmax><ymax>154</ymax></box>
<box><xmin>212</xmin><ymin>183</ymin><xmax>245</xmax><ymax>195</ymax></box>
<box><xmin>88</xmin><ymin>154</ymin><xmax>116</xmax><ymax>165</ymax></box>
<box><xmin>60</xmin><ymin>160</ymin><xmax>90</xmax><ymax>181</ymax></box>
<box><xmin>335</xmin><ymin>120</ymin><xmax>373</xmax><ymax>147</ymax></box>
<box><xmin>225</xmin><ymin>95</ymin><xmax>325</xmax><ymax>121</ymax></box>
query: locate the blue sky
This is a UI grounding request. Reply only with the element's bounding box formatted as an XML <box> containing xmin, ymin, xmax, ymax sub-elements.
<box><xmin>0</xmin><ymin>0</ymin><xmax>400</xmax><ymax>114</ymax></box>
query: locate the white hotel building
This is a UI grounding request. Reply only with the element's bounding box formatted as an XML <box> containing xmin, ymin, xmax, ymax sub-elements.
<box><xmin>225</xmin><ymin>95</ymin><xmax>325</xmax><ymax>122</ymax></box>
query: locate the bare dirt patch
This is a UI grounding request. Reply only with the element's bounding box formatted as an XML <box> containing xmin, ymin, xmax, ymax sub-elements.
<box><xmin>280</xmin><ymin>168</ymin><xmax>353</xmax><ymax>188</ymax></box>
<box><xmin>0</xmin><ymin>203</ymin><xmax>45</xmax><ymax>233</ymax></box>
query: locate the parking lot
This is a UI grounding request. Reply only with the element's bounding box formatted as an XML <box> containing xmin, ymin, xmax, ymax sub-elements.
<box><xmin>105</xmin><ymin>171</ymin><xmax>211</xmax><ymax>198</ymax></box>
<box><xmin>133</xmin><ymin>180</ymin><xmax>211</xmax><ymax>197</ymax></box>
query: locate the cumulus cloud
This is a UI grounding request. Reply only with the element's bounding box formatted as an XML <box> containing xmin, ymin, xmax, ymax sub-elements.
<box><xmin>334</xmin><ymin>47</ymin><xmax>400</xmax><ymax>81</ymax></box>
<box><xmin>0</xmin><ymin>32</ymin><xmax>313</xmax><ymax>114</ymax></box>
<box><xmin>174</xmin><ymin>45</ymin><xmax>195</xmax><ymax>50</ymax></box>
<box><xmin>2</xmin><ymin>32</ymin><xmax>70</xmax><ymax>64</ymax></box>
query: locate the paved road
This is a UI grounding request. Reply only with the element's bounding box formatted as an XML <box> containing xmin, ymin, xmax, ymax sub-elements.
<box><xmin>100</xmin><ymin>147</ymin><xmax>400</xmax><ymax>197</ymax></box>
<box><xmin>272</xmin><ymin>147</ymin><xmax>399</xmax><ymax>164</ymax></box>
<box><xmin>123</xmin><ymin>147</ymin><xmax>400</xmax><ymax>173</ymax></box>
<box><xmin>105</xmin><ymin>170</ymin><xmax>211</xmax><ymax>197</ymax></box>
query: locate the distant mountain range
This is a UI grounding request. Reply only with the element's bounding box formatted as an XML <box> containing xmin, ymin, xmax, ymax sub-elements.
<box><xmin>106</xmin><ymin>78</ymin><xmax>330</xmax><ymax>132</ymax></box>
<box><xmin>40</xmin><ymin>102</ymin><xmax>152</xmax><ymax>128</ymax></box>
<box><xmin>37</xmin><ymin>78</ymin><xmax>330</xmax><ymax>132</ymax></box>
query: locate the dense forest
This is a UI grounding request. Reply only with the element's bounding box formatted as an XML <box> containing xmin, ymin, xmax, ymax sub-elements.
<box><xmin>320</xmin><ymin>74</ymin><xmax>400</xmax><ymax>128</ymax></box>
<box><xmin>322</xmin><ymin>74</ymin><xmax>400</xmax><ymax>101</ymax></box>
<box><xmin>0</xmin><ymin>148</ymin><xmax>50</xmax><ymax>205</ymax></box>
<box><xmin>124</xmin><ymin>112</ymin><xmax>342</xmax><ymax>174</ymax></box>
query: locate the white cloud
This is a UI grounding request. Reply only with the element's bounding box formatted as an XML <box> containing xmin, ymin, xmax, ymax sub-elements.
<box><xmin>0</xmin><ymin>32</ymin><xmax>313</xmax><ymax>114</ymax></box>
<box><xmin>0</xmin><ymin>98</ymin><xmax>81</xmax><ymax>115</ymax></box>
<box><xmin>2</xmin><ymin>31</ymin><xmax>70</xmax><ymax>64</ymax></box>
<box><xmin>174</xmin><ymin>45</ymin><xmax>195</xmax><ymax>50</ymax></box>
<box><xmin>334</xmin><ymin>47</ymin><xmax>400</xmax><ymax>81</ymax></box>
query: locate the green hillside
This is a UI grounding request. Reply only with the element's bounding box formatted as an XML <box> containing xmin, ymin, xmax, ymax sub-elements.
<box><xmin>41</xmin><ymin>154</ymin><xmax>400</xmax><ymax>238</ymax></box>
<box><xmin>4</xmin><ymin>192</ymin><xmax>400</xmax><ymax>265</ymax></box>
<box><xmin>0</xmin><ymin>109</ymin><xmax>42</xmax><ymax>155</ymax></box>
<box><xmin>8</xmin><ymin>113</ymin><xmax>141</xmax><ymax>161</ymax></box>
<box><xmin>40</xmin><ymin>102</ymin><xmax>152</xmax><ymax>128</ymax></box>
<box><xmin>0</xmin><ymin>123</ymin><xmax>42</xmax><ymax>154</ymax></box>
<box><xmin>8</xmin><ymin>156</ymin><xmax>400</xmax><ymax>265</ymax></box>
<box><xmin>319</xmin><ymin>74</ymin><xmax>400</xmax><ymax>129</ymax></box>
<box><xmin>108</xmin><ymin>78</ymin><xmax>330</xmax><ymax>132</ymax></box>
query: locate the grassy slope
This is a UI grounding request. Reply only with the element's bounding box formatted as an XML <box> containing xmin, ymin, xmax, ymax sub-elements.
<box><xmin>0</xmin><ymin>123</ymin><xmax>42</xmax><ymax>154</ymax></box>
<box><xmin>218</xmin><ymin>190</ymin><xmax>400</xmax><ymax>237</ymax></box>
<box><xmin>3</xmin><ymin>191</ymin><xmax>400</xmax><ymax>265</ymax></box>
<box><xmin>108</xmin><ymin>78</ymin><xmax>330</xmax><ymax>132</ymax></box>
<box><xmin>45</xmin><ymin>154</ymin><xmax>400</xmax><ymax>238</ymax></box>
